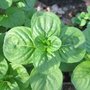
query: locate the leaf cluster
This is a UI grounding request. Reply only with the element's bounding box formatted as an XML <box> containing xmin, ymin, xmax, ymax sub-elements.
<box><xmin>0</xmin><ymin>1</ymin><xmax>90</xmax><ymax>90</ymax></box>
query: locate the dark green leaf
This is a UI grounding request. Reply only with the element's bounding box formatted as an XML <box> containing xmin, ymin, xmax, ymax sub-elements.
<box><xmin>60</xmin><ymin>62</ymin><xmax>79</xmax><ymax>72</ymax></box>
<box><xmin>0</xmin><ymin>0</ymin><xmax>12</xmax><ymax>9</ymax></box>
<box><xmin>0</xmin><ymin>7</ymin><xmax>25</xmax><ymax>28</ymax></box>
<box><xmin>0</xmin><ymin>79</ymin><xmax>20</xmax><ymax>90</ymax></box>
<box><xmin>0</xmin><ymin>33</ymin><xmax>5</xmax><ymax>58</ymax></box>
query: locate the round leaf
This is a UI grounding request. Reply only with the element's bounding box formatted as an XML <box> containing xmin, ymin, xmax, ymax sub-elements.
<box><xmin>59</xmin><ymin>26</ymin><xmax>86</xmax><ymax>63</ymax></box>
<box><xmin>30</xmin><ymin>67</ymin><xmax>63</xmax><ymax>90</ymax></box>
<box><xmin>31</xmin><ymin>11</ymin><xmax>61</xmax><ymax>38</ymax></box>
<box><xmin>71</xmin><ymin>61</ymin><xmax>90</xmax><ymax>90</ymax></box>
<box><xmin>3</xmin><ymin>26</ymin><xmax>35</xmax><ymax>65</ymax></box>
<box><xmin>0</xmin><ymin>0</ymin><xmax>12</xmax><ymax>9</ymax></box>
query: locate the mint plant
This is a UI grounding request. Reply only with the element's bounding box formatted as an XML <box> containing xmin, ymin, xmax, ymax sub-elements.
<box><xmin>71</xmin><ymin>12</ymin><xmax>90</xmax><ymax>27</ymax></box>
<box><xmin>1</xmin><ymin>0</ymin><xmax>90</xmax><ymax>88</ymax></box>
<box><xmin>0</xmin><ymin>10</ymin><xmax>88</xmax><ymax>90</ymax></box>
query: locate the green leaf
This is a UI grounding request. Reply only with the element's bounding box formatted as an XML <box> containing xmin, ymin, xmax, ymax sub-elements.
<box><xmin>23</xmin><ymin>0</ymin><xmax>37</xmax><ymax>11</ymax></box>
<box><xmin>87</xmin><ymin>6</ymin><xmax>90</xmax><ymax>13</ymax></box>
<box><xmin>31</xmin><ymin>11</ymin><xmax>61</xmax><ymax>38</ymax></box>
<box><xmin>35</xmin><ymin>35</ymin><xmax>62</xmax><ymax>54</ymax></box>
<box><xmin>0</xmin><ymin>79</ymin><xmax>20</xmax><ymax>90</ymax></box>
<box><xmin>0</xmin><ymin>7</ymin><xmax>25</xmax><ymax>28</ymax></box>
<box><xmin>0</xmin><ymin>15</ymin><xmax>4</xmax><ymax>22</ymax></box>
<box><xmin>32</xmin><ymin>38</ymin><xmax>61</xmax><ymax>68</ymax></box>
<box><xmin>71</xmin><ymin>60</ymin><xmax>90</xmax><ymax>90</ymax></box>
<box><xmin>71</xmin><ymin>17</ymin><xmax>81</xmax><ymax>25</ymax></box>
<box><xmin>0</xmin><ymin>0</ymin><xmax>12</xmax><ymax>9</ymax></box>
<box><xmin>84</xmin><ymin>13</ymin><xmax>90</xmax><ymax>20</ymax></box>
<box><xmin>80</xmin><ymin>19</ymin><xmax>86</xmax><ymax>26</ymax></box>
<box><xmin>59</xmin><ymin>26</ymin><xmax>86</xmax><ymax>63</ymax></box>
<box><xmin>3</xmin><ymin>26</ymin><xmax>35</xmax><ymax>65</ymax></box>
<box><xmin>0</xmin><ymin>59</ymin><xmax>8</xmax><ymax>79</ymax></box>
<box><xmin>0</xmin><ymin>33</ymin><xmax>5</xmax><ymax>58</ymax></box>
<box><xmin>83</xmin><ymin>27</ymin><xmax>90</xmax><ymax>58</ymax></box>
<box><xmin>17</xmin><ymin>0</ymin><xmax>37</xmax><ymax>11</ymax></box>
<box><xmin>30</xmin><ymin>66</ymin><xmax>63</xmax><ymax>90</ymax></box>
<box><xmin>60</xmin><ymin>62</ymin><xmax>79</xmax><ymax>72</ymax></box>
<box><xmin>87</xmin><ymin>22</ymin><xmax>90</xmax><ymax>28</ymax></box>
<box><xmin>21</xmin><ymin>85</ymin><xmax>32</xmax><ymax>90</ymax></box>
<box><xmin>11</xmin><ymin>64</ymin><xmax>30</xmax><ymax>89</ymax></box>
<box><xmin>32</xmin><ymin>49</ymin><xmax>61</xmax><ymax>69</ymax></box>
<box><xmin>79</xmin><ymin>12</ymin><xmax>86</xmax><ymax>19</ymax></box>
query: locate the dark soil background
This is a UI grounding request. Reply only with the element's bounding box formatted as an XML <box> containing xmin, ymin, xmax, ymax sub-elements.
<box><xmin>36</xmin><ymin>0</ymin><xmax>90</xmax><ymax>25</ymax></box>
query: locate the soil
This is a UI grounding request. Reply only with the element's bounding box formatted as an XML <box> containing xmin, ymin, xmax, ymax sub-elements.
<box><xmin>63</xmin><ymin>82</ymin><xmax>75</xmax><ymax>90</ymax></box>
<box><xmin>62</xmin><ymin>72</ymin><xmax>75</xmax><ymax>90</ymax></box>
<box><xmin>36</xmin><ymin>0</ymin><xmax>90</xmax><ymax>25</ymax></box>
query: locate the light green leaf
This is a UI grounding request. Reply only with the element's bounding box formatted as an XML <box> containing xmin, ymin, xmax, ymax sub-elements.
<box><xmin>80</xmin><ymin>19</ymin><xmax>86</xmax><ymax>26</ymax></box>
<box><xmin>0</xmin><ymin>0</ymin><xmax>12</xmax><ymax>9</ymax></box>
<box><xmin>71</xmin><ymin>60</ymin><xmax>90</xmax><ymax>90</ymax></box>
<box><xmin>32</xmin><ymin>48</ymin><xmax>61</xmax><ymax>69</ymax></box>
<box><xmin>0</xmin><ymin>80</ymin><xmax>20</xmax><ymax>90</ymax></box>
<box><xmin>59</xmin><ymin>26</ymin><xmax>86</xmax><ymax>63</ymax></box>
<box><xmin>79</xmin><ymin>12</ymin><xmax>86</xmax><ymax>19</ymax></box>
<box><xmin>32</xmin><ymin>33</ymin><xmax>61</xmax><ymax>68</ymax></box>
<box><xmin>17</xmin><ymin>1</ymin><xmax>25</xmax><ymax>8</ymax></box>
<box><xmin>30</xmin><ymin>66</ymin><xmax>63</xmax><ymax>90</ymax></box>
<box><xmin>84</xmin><ymin>13</ymin><xmax>90</xmax><ymax>20</ymax></box>
<box><xmin>35</xmin><ymin>35</ymin><xmax>62</xmax><ymax>54</ymax></box>
<box><xmin>0</xmin><ymin>7</ymin><xmax>25</xmax><ymax>28</ymax></box>
<box><xmin>31</xmin><ymin>11</ymin><xmax>61</xmax><ymax>38</ymax></box>
<box><xmin>3</xmin><ymin>26</ymin><xmax>35</xmax><ymax>65</ymax></box>
<box><xmin>11</xmin><ymin>63</ymin><xmax>30</xmax><ymax>88</ymax></box>
<box><xmin>0</xmin><ymin>59</ymin><xmax>8</xmax><ymax>79</ymax></box>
